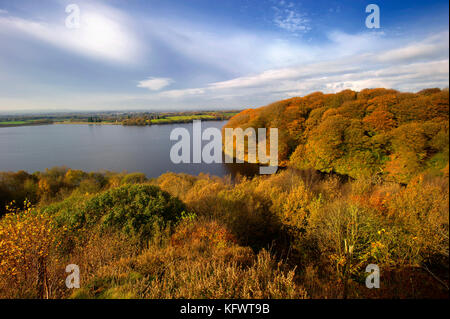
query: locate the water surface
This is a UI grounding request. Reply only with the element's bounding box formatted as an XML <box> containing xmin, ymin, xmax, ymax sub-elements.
<box><xmin>0</xmin><ymin>121</ymin><xmax>259</xmax><ymax>178</ymax></box>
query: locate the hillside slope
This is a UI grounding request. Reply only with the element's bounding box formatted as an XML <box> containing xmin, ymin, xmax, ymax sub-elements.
<box><xmin>224</xmin><ymin>88</ymin><xmax>449</xmax><ymax>183</ymax></box>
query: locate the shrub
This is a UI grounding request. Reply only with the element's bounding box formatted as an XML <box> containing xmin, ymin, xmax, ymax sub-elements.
<box><xmin>121</xmin><ymin>173</ymin><xmax>147</xmax><ymax>185</ymax></box>
<box><xmin>0</xmin><ymin>201</ymin><xmax>65</xmax><ymax>298</ymax></box>
<box><xmin>45</xmin><ymin>184</ymin><xmax>187</xmax><ymax>244</ymax></box>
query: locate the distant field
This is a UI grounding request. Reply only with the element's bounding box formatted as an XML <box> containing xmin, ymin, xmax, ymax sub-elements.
<box><xmin>0</xmin><ymin>119</ymin><xmax>53</xmax><ymax>127</ymax></box>
<box><xmin>151</xmin><ymin>114</ymin><xmax>216</xmax><ymax>124</ymax></box>
<box><xmin>0</xmin><ymin>121</ymin><xmax>28</xmax><ymax>125</ymax></box>
<box><xmin>55</xmin><ymin>120</ymin><xmax>119</xmax><ymax>125</ymax></box>
<box><xmin>0</xmin><ymin>111</ymin><xmax>240</xmax><ymax>127</ymax></box>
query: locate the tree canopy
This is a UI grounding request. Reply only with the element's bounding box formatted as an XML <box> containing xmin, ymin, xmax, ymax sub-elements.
<box><xmin>224</xmin><ymin>88</ymin><xmax>449</xmax><ymax>183</ymax></box>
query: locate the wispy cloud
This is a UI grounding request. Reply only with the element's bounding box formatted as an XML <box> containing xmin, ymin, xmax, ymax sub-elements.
<box><xmin>144</xmin><ymin>17</ymin><xmax>318</xmax><ymax>76</ymax></box>
<box><xmin>376</xmin><ymin>33</ymin><xmax>448</xmax><ymax>63</ymax></box>
<box><xmin>159</xmin><ymin>88</ymin><xmax>205</xmax><ymax>98</ymax></box>
<box><xmin>272</xmin><ymin>1</ymin><xmax>310</xmax><ymax>34</ymax></box>
<box><xmin>0</xmin><ymin>3</ymin><xmax>142</xmax><ymax>64</ymax></box>
<box><xmin>147</xmin><ymin>31</ymin><xmax>449</xmax><ymax>106</ymax></box>
<box><xmin>138</xmin><ymin>77</ymin><xmax>173</xmax><ymax>91</ymax></box>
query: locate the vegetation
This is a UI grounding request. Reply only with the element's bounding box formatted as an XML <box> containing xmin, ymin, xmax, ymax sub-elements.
<box><xmin>123</xmin><ymin>112</ymin><xmax>238</xmax><ymax>125</ymax></box>
<box><xmin>0</xmin><ymin>88</ymin><xmax>448</xmax><ymax>299</ymax></box>
<box><xmin>0</xmin><ymin>167</ymin><xmax>448</xmax><ymax>298</ymax></box>
<box><xmin>224</xmin><ymin>88</ymin><xmax>448</xmax><ymax>183</ymax></box>
<box><xmin>150</xmin><ymin>114</ymin><xmax>216</xmax><ymax>124</ymax></box>
<box><xmin>0</xmin><ymin>119</ymin><xmax>53</xmax><ymax>127</ymax></box>
<box><xmin>0</xmin><ymin>111</ymin><xmax>239</xmax><ymax>127</ymax></box>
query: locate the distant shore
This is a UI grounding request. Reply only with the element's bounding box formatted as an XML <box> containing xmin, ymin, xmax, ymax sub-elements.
<box><xmin>0</xmin><ymin>121</ymin><xmax>54</xmax><ymax>128</ymax></box>
<box><xmin>0</xmin><ymin>111</ymin><xmax>238</xmax><ymax>128</ymax></box>
<box><xmin>0</xmin><ymin>118</ymin><xmax>231</xmax><ymax>128</ymax></box>
<box><xmin>53</xmin><ymin>121</ymin><xmax>121</xmax><ymax>125</ymax></box>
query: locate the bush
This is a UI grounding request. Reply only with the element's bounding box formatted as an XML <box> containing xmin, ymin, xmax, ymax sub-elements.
<box><xmin>121</xmin><ymin>173</ymin><xmax>147</xmax><ymax>185</ymax></box>
<box><xmin>0</xmin><ymin>202</ymin><xmax>65</xmax><ymax>298</ymax></box>
<box><xmin>45</xmin><ymin>184</ymin><xmax>187</xmax><ymax>243</ymax></box>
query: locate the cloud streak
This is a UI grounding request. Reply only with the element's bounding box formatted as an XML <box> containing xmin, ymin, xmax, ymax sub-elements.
<box><xmin>148</xmin><ymin>31</ymin><xmax>449</xmax><ymax>106</ymax></box>
<box><xmin>138</xmin><ymin>77</ymin><xmax>173</xmax><ymax>91</ymax></box>
<box><xmin>0</xmin><ymin>3</ymin><xmax>142</xmax><ymax>64</ymax></box>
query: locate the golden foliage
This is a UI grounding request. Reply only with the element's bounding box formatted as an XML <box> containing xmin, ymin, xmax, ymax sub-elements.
<box><xmin>0</xmin><ymin>201</ymin><xmax>65</xmax><ymax>298</ymax></box>
<box><xmin>225</xmin><ymin>88</ymin><xmax>449</xmax><ymax>183</ymax></box>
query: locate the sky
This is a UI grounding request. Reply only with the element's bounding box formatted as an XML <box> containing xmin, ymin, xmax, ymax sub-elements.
<box><xmin>0</xmin><ymin>0</ymin><xmax>448</xmax><ymax>113</ymax></box>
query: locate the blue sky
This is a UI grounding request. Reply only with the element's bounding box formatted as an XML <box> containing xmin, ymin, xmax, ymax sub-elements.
<box><xmin>0</xmin><ymin>0</ymin><xmax>448</xmax><ymax>112</ymax></box>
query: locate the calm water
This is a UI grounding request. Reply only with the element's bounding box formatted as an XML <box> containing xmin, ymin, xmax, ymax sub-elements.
<box><xmin>0</xmin><ymin>121</ymin><xmax>259</xmax><ymax>178</ymax></box>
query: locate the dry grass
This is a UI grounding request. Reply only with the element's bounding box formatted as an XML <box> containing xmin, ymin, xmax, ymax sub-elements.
<box><xmin>71</xmin><ymin>220</ymin><xmax>307</xmax><ymax>299</ymax></box>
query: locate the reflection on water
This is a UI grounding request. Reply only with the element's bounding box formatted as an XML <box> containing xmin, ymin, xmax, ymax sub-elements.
<box><xmin>0</xmin><ymin>121</ymin><xmax>262</xmax><ymax>179</ymax></box>
<box><xmin>223</xmin><ymin>161</ymin><xmax>261</xmax><ymax>178</ymax></box>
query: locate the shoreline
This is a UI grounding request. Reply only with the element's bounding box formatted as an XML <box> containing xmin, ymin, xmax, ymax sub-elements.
<box><xmin>1</xmin><ymin>118</ymin><xmax>230</xmax><ymax>128</ymax></box>
<box><xmin>0</xmin><ymin>122</ymin><xmax>54</xmax><ymax>128</ymax></box>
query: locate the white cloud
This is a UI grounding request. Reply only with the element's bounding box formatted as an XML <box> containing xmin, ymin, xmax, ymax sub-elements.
<box><xmin>137</xmin><ymin>77</ymin><xmax>173</xmax><ymax>91</ymax></box>
<box><xmin>0</xmin><ymin>9</ymin><xmax>8</xmax><ymax>14</ymax></box>
<box><xmin>144</xmin><ymin>16</ymin><xmax>319</xmax><ymax>76</ymax></box>
<box><xmin>0</xmin><ymin>4</ymin><xmax>142</xmax><ymax>64</ymax></box>
<box><xmin>377</xmin><ymin>32</ymin><xmax>449</xmax><ymax>63</ymax></box>
<box><xmin>159</xmin><ymin>88</ymin><xmax>205</xmax><ymax>98</ymax></box>
<box><xmin>274</xmin><ymin>9</ymin><xmax>310</xmax><ymax>33</ymax></box>
<box><xmin>144</xmin><ymin>31</ymin><xmax>448</xmax><ymax>106</ymax></box>
<box><xmin>272</xmin><ymin>1</ymin><xmax>310</xmax><ymax>34</ymax></box>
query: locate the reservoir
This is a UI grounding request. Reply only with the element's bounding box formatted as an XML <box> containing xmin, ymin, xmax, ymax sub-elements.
<box><xmin>0</xmin><ymin>121</ymin><xmax>259</xmax><ymax>178</ymax></box>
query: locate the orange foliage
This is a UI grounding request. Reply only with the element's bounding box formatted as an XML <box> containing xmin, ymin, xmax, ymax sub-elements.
<box><xmin>224</xmin><ymin>88</ymin><xmax>449</xmax><ymax>182</ymax></box>
<box><xmin>171</xmin><ymin>220</ymin><xmax>237</xmax><ymax>249</ymax></box>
